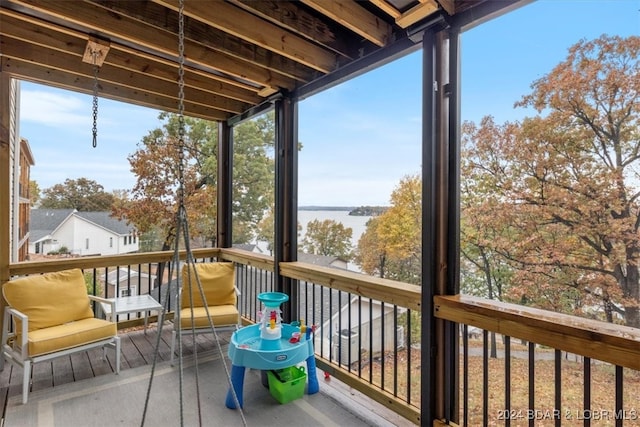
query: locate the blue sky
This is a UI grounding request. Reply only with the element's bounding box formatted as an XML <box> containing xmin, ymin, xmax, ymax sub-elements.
<box><xmin>19</xmin><ymin>0</ymin><xmax>639</xmax><ymax>206</ymax></box>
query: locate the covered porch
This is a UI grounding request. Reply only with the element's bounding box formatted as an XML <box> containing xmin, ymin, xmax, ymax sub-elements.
<box><xmin>2</xmin><ymin>1</ymin><xmax>640</xmax><ymax>426</ymax></box>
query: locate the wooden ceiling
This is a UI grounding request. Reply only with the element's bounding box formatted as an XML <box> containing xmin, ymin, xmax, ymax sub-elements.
<box><xmin>0</xmin><ymin>0</ymin><xmax>498</xmax><ymax>122</ymax></box>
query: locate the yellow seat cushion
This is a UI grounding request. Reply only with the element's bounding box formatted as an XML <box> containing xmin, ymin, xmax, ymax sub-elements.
<box><xmin>4</xmin><ymin>269</ymin><xmax>94</xmax><ymax>331</ymax></box>
<box><xmin>22</xmin><ymin>318</ymin><xmax>117</xmax><ymax>357</ymax></box>
<box><xmin>181</xmin><ymin>263</ymin><xmax>236</xmax><ymax>309</ymax></box>
<box><xmin>179</xmin><ymin>305</ymin><xmax>239</xmax><ymax>329</ymax></box>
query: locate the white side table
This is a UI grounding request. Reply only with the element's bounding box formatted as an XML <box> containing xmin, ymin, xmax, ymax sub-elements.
<box><xmin>100</xmin><ymin>294</ymin><xmax>164</xmax><ymax>334</ymax></box>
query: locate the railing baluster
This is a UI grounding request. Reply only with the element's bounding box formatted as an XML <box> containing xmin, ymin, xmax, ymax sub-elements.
<box><xmin>393</xmin><ymin>305</ymin><xmax>398</xmax><ymax>397</ymax></box>
<box><xmin>483</xmin><ymin>329</ymin><xmax>489</xmax><ymax>427</ymax></box>
<box><xmin>529</xmin><ymin>341</ymin><xmax>535</xmax><ymax>427</ymax></box>
<box><xmin>555</xmin><ymin>349</ymin><xmax>561</xmax><ymax>427</ymax></box>
<box><xmin>407</xmin><ymin>308</ymin><xmax>412</xmax><ymax>406</ymax></box>
<box><xmin>380</xmin><ymin>300</ymin><xmax>385</xmax><ymax>390</ymax></box>
<box><xmin>584</xmin><ymin>357</ymin><xmax>591</xmax><ymax>427</ymax></box>
<box><xmin>615</xmin><ymin>365</ymin><xmax>623</xmax><ymax>427</ymax></box>
<box><xmin>463</xmin><ymin>324</ymin><xmax>469</xmax><ymax>427</ymax></box>
<box><xmin>504</xmin><ymin>335</ymin><xmax>510</xmax><ymax>427</ymax></box>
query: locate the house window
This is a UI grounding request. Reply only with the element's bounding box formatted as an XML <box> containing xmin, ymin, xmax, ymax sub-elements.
<box><xmin>133</xmin><ymin>235</ymin><xmax>137</xmax><ymax>244</ymax></box>
<box><xmin>85</xmin><ymin>238</ymin><xmax>89</xmax><ymax>250</ymax></box>
<box><xmin>128</xmin><ymin>235</ymin><xmax>132</xmax><ymax>244</ymax></box>
<box><xmin>124</xmin><ymin>237</ymin><xmax>127</xmax><ymax>245</ymax></box>
<box><xmin>109</xmin><ymin>237</ymin><xmax>113</xmax><ymax>248</ymax></box>
<box><xmin>119</xmin><ymin>287</ymin><xmax>137</xmax><ymax>297</ymax></box>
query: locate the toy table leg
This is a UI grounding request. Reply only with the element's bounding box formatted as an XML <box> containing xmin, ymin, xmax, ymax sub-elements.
<box><xmin>225</xmin><ymin>365</ymin><xmax>245</xmax><ymax>409</ymax></box>
<box><xmin>306</xmin><ymin>355</ymin><xmax>319</xmax><ymax>395</ymax></box>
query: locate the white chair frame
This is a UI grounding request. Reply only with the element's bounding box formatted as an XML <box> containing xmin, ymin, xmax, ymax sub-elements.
<box><xmin>0</xmin><ymin>295</ymin><xmax>121</xmax><ymax>404</ymax></box>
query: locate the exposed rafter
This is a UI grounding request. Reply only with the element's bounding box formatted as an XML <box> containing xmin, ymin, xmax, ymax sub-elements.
<box><xmin>0</xmin><ymin>0</ymin><xmax>506</xmax><ymax>122</ymax></box>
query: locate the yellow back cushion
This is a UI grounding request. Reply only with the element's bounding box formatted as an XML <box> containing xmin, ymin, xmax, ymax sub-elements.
<box><xmin>181</xmin><ymin>263</ymin><xmax>236</xmax><ymax>308</ymax></box>
<box><xmin>3</xmin><ymin>269</ymin><xmax>94</xmax><ymax>331</ymax></box>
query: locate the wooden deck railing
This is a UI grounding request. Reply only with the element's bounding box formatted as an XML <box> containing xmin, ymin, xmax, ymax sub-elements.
<box><xmin>7</xmin><ymin>250</ymin><xmax>640</xmax><ymax>426</ymax></box>
<box><xmin>435</xmin><ymin>295</ymin><xmax>640</xmax><ymax>426</ymax></box>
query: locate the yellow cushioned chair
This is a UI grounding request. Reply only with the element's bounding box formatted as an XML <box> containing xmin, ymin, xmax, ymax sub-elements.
<box><xmin>1</xmin><ymin>269</ymin><xmax>121</xmax><ymax>404</ymax></box>
<box><xmin>170</xmin><ymin>262</ymin><xmax>240</xmax><ymax>365</ymax></box>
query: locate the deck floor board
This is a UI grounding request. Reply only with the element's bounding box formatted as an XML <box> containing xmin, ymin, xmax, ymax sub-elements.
<box><xmin>0</xmin><ymin>322</ymin><xmax>232</xmax><ymax>415</ymax></box>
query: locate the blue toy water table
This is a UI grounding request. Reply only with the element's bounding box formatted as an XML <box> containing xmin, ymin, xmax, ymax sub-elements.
<box><xmin>225</xmin><ymin>292</ymin><xmax>319</xmax><ymax>408</ymax></box>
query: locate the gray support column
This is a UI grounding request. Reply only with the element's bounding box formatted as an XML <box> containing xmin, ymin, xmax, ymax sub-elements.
<box><xmin>0</xmin><ymin>72</ymin><xmax>12</xmax><ymax>336</ymax></box>
<box><xmin>422</xmin><ymin>24</ymin><xmax>457</xmax><ymax>424</ymax></box>
<box><xmin>273</xmin><ymin>94</ymin><xmax>298</xmax><ymax>323</ymax></box>
<box><xmin>217</xmin><ymin>121</ymin><xmax>233</xmax><ymax>248</ymax></box>
<box><xmin>446</xmin><ymin>26</ymin><xmax>462</xmax><ymax>425</ymax></box>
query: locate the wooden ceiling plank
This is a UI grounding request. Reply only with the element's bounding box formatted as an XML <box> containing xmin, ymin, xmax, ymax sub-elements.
<box><xmin>395</xmin><ymin>1</ymin><xmax>440</xmax><ymax>28</ymax></box>
<box><xmin>90</xmin><ymin>0</ymin><xmax>315</xmax><ymax>83</ymax></box>
<box><xmin>230</xmin><ymin>0</ymin><xmax>359</xmax><ymax>60</ymax></box>
<box><xmin>8</xmin><ymin>0</ymin><xmax>294</xmax><ymax>91</ymax></box>
<box><xmin>0</xmin><ymin>9</ymin><xmax>263</xmax><ymax>104</ymax></box>
<box><xmin>152</xmin><ymin>0</ymin><xmax>337</xmax><ymax>73</ymax></box>
<box><xmin>368</xmin><ymin>0</ymin><xmax>401</xmax><ymax>19</ymax></box>
<box><xmin>1</xmin><ymin>57</ymin><xmax>231</xmax><ymax>122</ymax></box>
<box><xmin>0</xmin><ymin>14</ymin><xmax>263</xmax><ymax>104</ymax></box>
<box><xmin>301</xmin><ymin>0</ymin><xmax>390</xmax><ymax>47</ymax></box>
<box><xmin>1</xmin><ymin>35</ymin><xmax>248</xmax><ymax>114</ymax></box>
<box><xmin>436</xmin><ymin>0</ymin><xmax>456</xmax><ymax>16</ymax></box>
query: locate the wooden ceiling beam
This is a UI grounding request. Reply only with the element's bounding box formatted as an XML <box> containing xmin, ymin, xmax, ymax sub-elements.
<box><xmin>1</xmin><ymin>36</ymin><xmax>250</xmax><ymax>114</ymax></box>
<box><xmin>0</xmin><ymin>11</ymin><xmax>263</xmax><ymax>105</ymax></box>
<box><xmin>436</xmin><ymin>0</ymin><xmax>456</xmax><ymax>16</ymax></box>
<box><xmin>89</xmin><ymin>0</ymin><xmax>316</xmax><ymax>83</ymax></box>
<box><xmin>396</xmin><ymin>1</ymin><xmax>441</xmax><ymax>28</ymax></box>
<box><xmin>1</xmin><ymin>57</ymin><xmax>231</xmax><ymax>122</ymax></box>
<box><xmin>9</xmin><ymin>0</ymin><xmax>296</xmax><ymax>91</ymax></box>
<box><xmin>152</xmin><ymin>0</ymin><xmax>337</xmax><ymax>74</ymax></box>
<box><xmin>300</xmin><ymin>0</ymin><xmax>391</xmax><ymax>47</ymax></box>
<box><xmin>368</xmin><ymin>0</ymin><xmax>401</xmax><ymax>19</ymax></box>
<box><xmin>230</xmin><ymin>0</ymin><xmax>361</xmax><ymax>60</ymax></box>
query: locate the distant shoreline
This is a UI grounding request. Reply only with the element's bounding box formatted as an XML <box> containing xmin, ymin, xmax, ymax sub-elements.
<box><xmin>299</xmin><ymin>206</ymin><xmax>388</xmax><ymax>216</ymax></box>
<box><xmin>298</xmin><ymin>206</ymin><xmax>355</xmax><ymax>211</ymax></box>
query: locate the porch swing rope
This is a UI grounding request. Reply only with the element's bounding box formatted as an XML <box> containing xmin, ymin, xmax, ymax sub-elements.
<box><xmin>140</xmin><ymin>0</ymin><xmax>246</xmax><ymax>425</ymax></box>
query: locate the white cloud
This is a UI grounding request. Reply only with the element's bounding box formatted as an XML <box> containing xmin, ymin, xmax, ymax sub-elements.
<box><xmin>20</xmin><ymin>89</ymin><xmax>90</xmax><ymax>127</ymax></box>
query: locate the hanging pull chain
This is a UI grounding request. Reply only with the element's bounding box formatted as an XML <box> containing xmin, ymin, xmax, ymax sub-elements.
<box><xmin>92</xmin><ymin>50</ymin><xmax>99</xmax><ymax>148</ymax></box>
<box><xmin>82</xmin><ymin>38</ymin><xmax>110</xmax><ymax>149</ymax></box>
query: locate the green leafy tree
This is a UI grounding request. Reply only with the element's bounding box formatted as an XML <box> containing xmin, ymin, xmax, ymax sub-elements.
<box><xmin>113</xmin><ymin>112</ymin><xmax>274</xmax><ymax>251</ymax></box>
<box><xmin>301</xmin><ymin>219</ymin><xmax>353</xmax><ymax>261</ymax></box>
<box><xmin>231</xmin><ymin>113</ymin><xmax>275</xmax><ymax>244</ymax></box>
<box><xmin>29</xmin><ymin>180</ymin><xmax>40</xmax><ymax>207</ymax></box>
<box><xmin>40</xmin><ymin>178</ymin><xmax>114</xmax><ymax>211</ymax></box>
<box><xmin>355</xmin><ymin>175</ymin><xmax>422</xmax><ymax>284</ymax></box>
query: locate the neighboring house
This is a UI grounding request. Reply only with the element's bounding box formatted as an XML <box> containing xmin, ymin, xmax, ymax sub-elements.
<box><xmin>232</xmin><ymin>243</ymin><xmax>263</xmax><ymax>254</ymax></box>
<box><xmin>297</xmin><ymin>252</ymin><xmax>348</xmax><ymax>270</ymax></box>
<box><xmin>11</xmin><ymin>138</ymin><xmax>35</xmax><ymax>262</ymax></box>
<box><xmin>102</xmin><ymin>267</ymin><xmax>157</xmax><ymax>298</ymax></box>
<box><xmin>7</xmin><ymin>79</ymin><xmax>35</xmax><ymax>263</ymax></box>
<box><xmin>29</xmin><ymin>209</ymin><xmax>139</xmax><ymax>256</ymax></box>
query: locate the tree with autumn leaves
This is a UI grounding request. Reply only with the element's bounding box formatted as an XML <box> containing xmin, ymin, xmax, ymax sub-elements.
<box><xmin>356</xmin><ymin>175</ymin><xmax>422</xmax><ymax>285</ymax></box>
<box><xmin>112</xmin><ymin>112</ymin><xmax>274</xmax><ymax>251</ymax></box>
<box><xmin>461</xmin><ymin>35</ymin><xmax>640</xmax><ymax>327</ymax></box>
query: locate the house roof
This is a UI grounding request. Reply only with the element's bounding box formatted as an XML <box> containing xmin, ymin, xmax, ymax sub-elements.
<box><xmin>297</xmin><ymin>252</ymin><xmax>348</xmax><ymax>269</ymax></box>
<box><xmin>0</xmin><ymin>0</ymin><xmax>528</xmax><ymax>123</ymax></box>
<box><xmin>74</xmin><ymin>211</ymin><xmax>133</xmax><ymax>235</ymax></box>
<box><xmin>30</xmin><ymin>209</ymin><xmax>134</xmax><ymax>239</ymax></box>
<box><xmin>29</xmin><ymin>209</ymin><xmax>75</xmax><ymax>242</ymax></box>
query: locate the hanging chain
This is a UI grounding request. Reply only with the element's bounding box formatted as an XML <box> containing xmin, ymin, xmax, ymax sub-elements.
<box><xmin>91</xmin><ymin>50</ymin><xmax>99</xmax><ymax>148</ymax></box>
<box><xmin>176</xmin><ymin>0</ymin><xmax>186</xmax><ymax>208</ymax></box>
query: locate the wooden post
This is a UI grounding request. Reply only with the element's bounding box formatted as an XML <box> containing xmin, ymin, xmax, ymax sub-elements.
<box><xmin>0</xmin><ymin>71</ymin><xmax>13</xmax><ymax>338</ymax></box>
